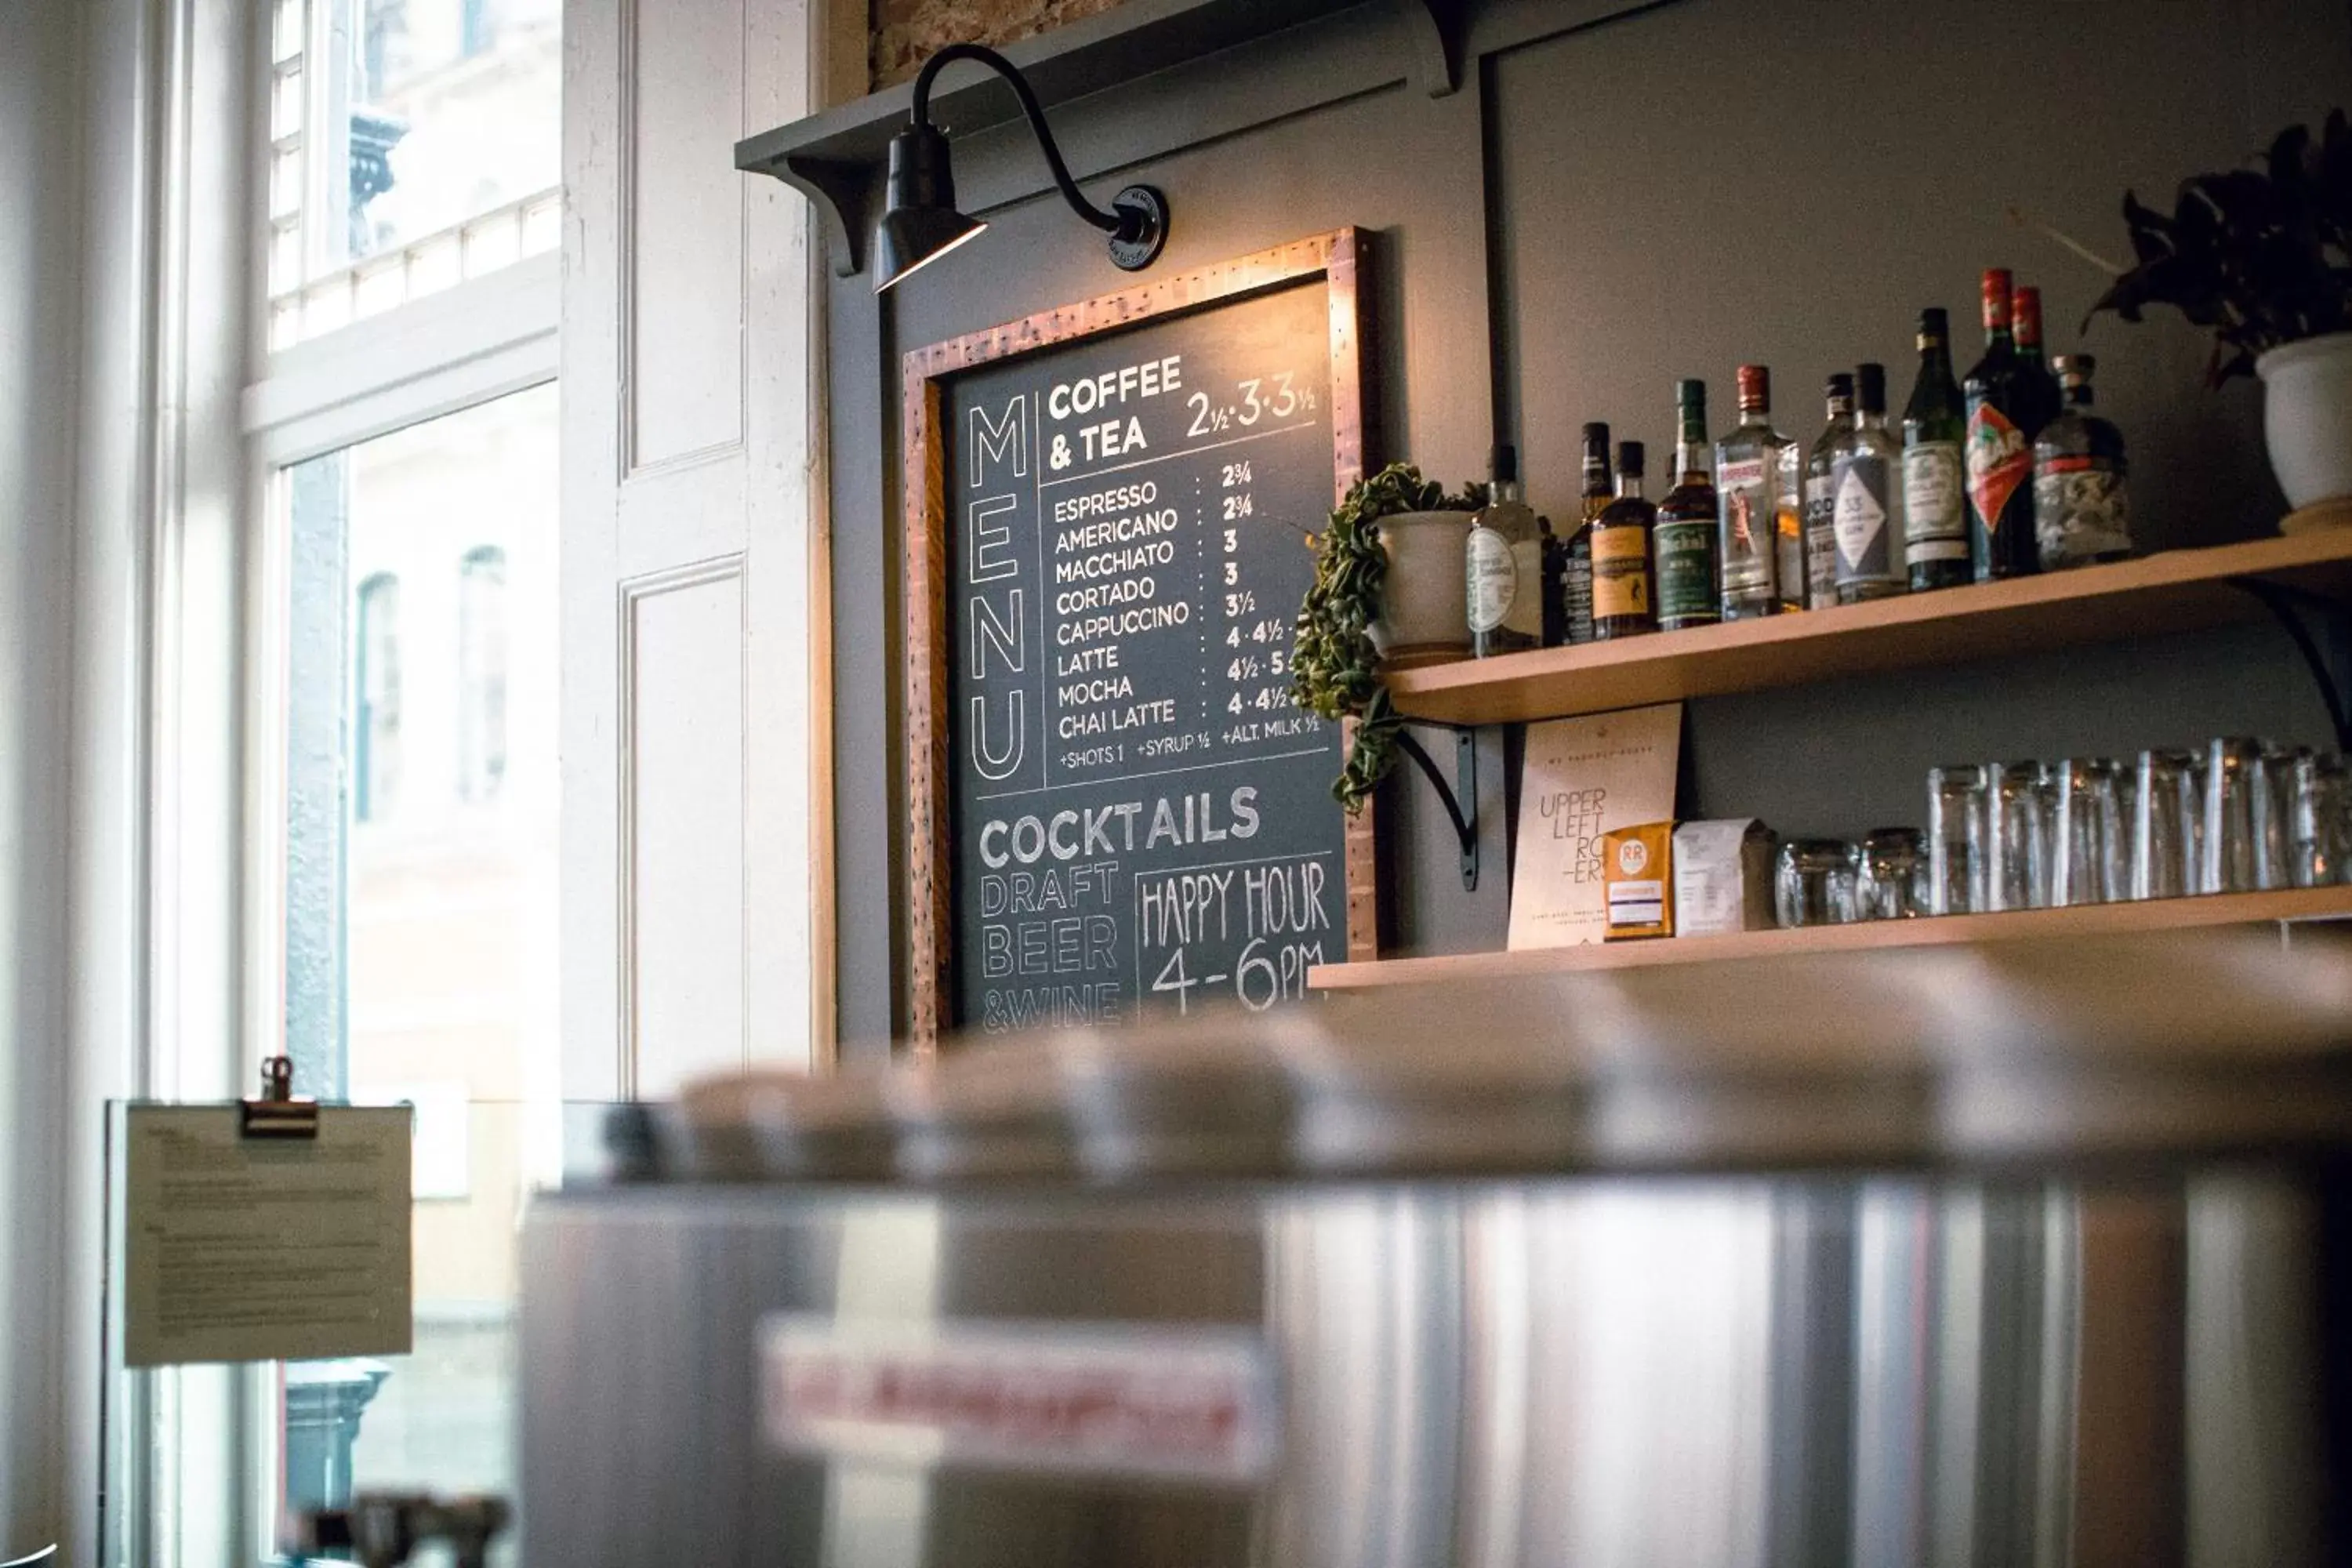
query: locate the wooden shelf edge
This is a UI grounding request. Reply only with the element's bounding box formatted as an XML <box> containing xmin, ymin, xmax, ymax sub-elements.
<box><xmin>1307</xmin><ymin>884</ymin><xmax>2352</xmax><ymax>989</ymax></box>
<box><xmin>1383</xmin><ymin>530</ymin><xmax>2352</xmax><ymax>726</ymax></box>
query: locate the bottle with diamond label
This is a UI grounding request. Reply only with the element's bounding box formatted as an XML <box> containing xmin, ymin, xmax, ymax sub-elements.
<box><xmin>1832</xmin><ymin>362</ymin><xmax>1905</xmax><ymax>603</ymax></box>
<box><xmin>1964</xmin><ymin>267</ymin><xmax>2038</xmax><ymax>579</ymax></box>
<box><xmin>1712</xmin><ymin>365</ymin><xmax>1789</xmax><ymax>620</ymax></box>
<box><xmin>1591</xmin><ymin>440</ymin><xmax>1657</xmax><ymax>639</ymax></box>
<box><xmin>1804</xmin><ymin>373</ymin><xmax>1855</xmax><ymax>611</ymax></box>
<box><xmin>1654</xmin><ymin>381</ymin><xmax>1720</xmax><ymax>632</ymax></box>
<box><xmin>1468</xmin><ymin>443</ymin><xmax>1544</xmax><ymax>657</ymax></box>
<box><xmin>2034</xmin><ymin>354</ymin><xmax>2132</xmax><ymax>570</ymax></box>
<box><xmin>1901</xmin><ymin>307</ymin><xmax>1971</xmax><ymax>591</ymax></box>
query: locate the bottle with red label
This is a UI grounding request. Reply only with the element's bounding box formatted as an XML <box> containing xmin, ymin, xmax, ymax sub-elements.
<box><xmin>1963</xmin><ymin>267</ymin><xmax>2038</xmax><ymax>579</ymax></box>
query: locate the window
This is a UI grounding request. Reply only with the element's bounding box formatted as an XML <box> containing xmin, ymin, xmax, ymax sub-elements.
<box><xmin>280</xmin><ymin>383</ymin><xmax>558</xmax><ymax>1526</ymax></box>
<box><xmin>254</xmin><ymin>0</ymin><xmax>561</xmax><ymax>1544</ymax></box>
<box><xmin>267</xmin><ymin>0</ymin><xmax>560</xmax><ymax>348</ymax></box>
<box><xmin>355</xmin><ymin>572</ymin><xmax>402</xmax><ymax>822</ymax></box>
<box><xmin>459</xmin><ymin>545</ymin><xmax>509</xmax><ymax>802</ymax></box>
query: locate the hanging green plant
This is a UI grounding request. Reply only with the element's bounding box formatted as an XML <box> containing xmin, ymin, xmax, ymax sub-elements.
<box><xmin>1291</xmin><ymin>463</ymin><xmax>1486</xmax><ymax>814</ymax></box>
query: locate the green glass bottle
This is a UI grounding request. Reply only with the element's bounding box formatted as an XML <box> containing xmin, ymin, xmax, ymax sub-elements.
<box><xmin>1654</xmin><ymin>380</ymin><xmax>1719</xmax><ymax>632</ymax></box>
<box><xmin>1900</xmin><ymin>307</ymin><xmax>1970</xmax><ymax>591</ymax></box>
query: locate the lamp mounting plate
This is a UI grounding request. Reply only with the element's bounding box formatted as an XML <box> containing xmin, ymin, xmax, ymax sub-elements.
<box><xmin>1108</xmin><ymin>185</ymin><xmax>1170</xmax><ymax>272</ymax></box>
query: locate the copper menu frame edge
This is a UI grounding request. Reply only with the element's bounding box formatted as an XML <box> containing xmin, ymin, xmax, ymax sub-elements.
<box><xmin>900</xmin><ymin>226</ymin><xmax>1378</xmax><ymax>1058</ymax></box>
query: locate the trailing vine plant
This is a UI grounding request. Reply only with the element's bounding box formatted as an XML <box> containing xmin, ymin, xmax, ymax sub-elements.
<box><xmin>1291</xmin><ymin>463</ymin><xmax>1486</xmax><ymax>814</ymax></box>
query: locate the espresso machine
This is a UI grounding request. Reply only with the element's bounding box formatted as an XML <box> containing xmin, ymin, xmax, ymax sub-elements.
<box><xmin>518</xmin><ymin>930</ymin><xmax>2352</xmax><ymax>1567</ymax></box>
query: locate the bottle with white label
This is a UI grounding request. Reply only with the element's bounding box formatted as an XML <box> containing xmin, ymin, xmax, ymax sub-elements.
<box><xmin>1803</xmin><ymin>374</ymin><xmax>1855</xmax><ymax>612</ymax></box>
<box><xmin>1832</xmin><ymin>362</ymin><xmax>1905</xmax><ymax>604</ymax></box>
<box><xmin>1467</xmin><ymin>443</ymin><xmax>1543</xmax><ymax>657</ymax></box>
<box><xmin>1711</xmin><ymin>364</ymin><xmax>1790</xmax><ymax>620</ymax></box>
<box><xmin>1901</xmin><ymin>307</ymin><xmax>1971</xmax><ymax>591</ymax></box>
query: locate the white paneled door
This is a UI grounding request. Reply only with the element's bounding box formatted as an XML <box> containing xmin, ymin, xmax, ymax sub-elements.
<box><xmin>563</xmin><ymin>0</ymin><xmax>859</xmax><ymax>1098</ymax></box>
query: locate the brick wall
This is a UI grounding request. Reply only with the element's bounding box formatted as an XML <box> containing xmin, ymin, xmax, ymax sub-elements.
<box><xmin>871</xmin><ymin>0</ymin><xmax>1128</xmax><ymax>88</ymax></box>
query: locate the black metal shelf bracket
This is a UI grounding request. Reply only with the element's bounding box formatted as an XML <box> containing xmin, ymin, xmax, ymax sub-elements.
<box><xmin>2232</xmin><ymin>576</ymin><xmax>2352</xmax><ymax>754</ymax></box>
<box><xmin>1394</xmin><ymin>724</ymin><xmax>1479</xmax><ymax>891</ymax></box>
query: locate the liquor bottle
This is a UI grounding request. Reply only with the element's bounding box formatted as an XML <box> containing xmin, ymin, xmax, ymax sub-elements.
<box><xmin>1468</xmin><ymin>443</ymin><xmax>1544</xmax><ymax>658</ymax></box>
<box><xmin>1775</xmin><ymin>421</ymin><xmax>1806</xmax><ymax>615</ymax></box>
<box><xmin>1591</xmin><ymin>440</ymin><xmax>1657</xmax><ymax>639</ymax></box>
<box><xmin>1964</xmin><ymin>267</ymin><xmax>2038</xmax><ymax>579</ymax></box>
<box><xmin>1713</xmin><ymin>365</ymin><xmax>1791</xmax><ymax>619</ymax></box>
<box><xmin>2011</xmin><ymin>284</ymin><xmax>2063</xmax><ymax>438</ymax></box>
<box><xmin>1540</xmin><ymin>514</ymin><xmax>1563</xmax><ymax>647</ymax></box>
<box><xmin>2034</xmin><ymin>354</ymin><xmax>2133</xmax><ymax>569</ymax></box>
<box><xmin>1831</xmin><ymin>362</ymin><xmax>1905</xmax><ymax>603</ymax></box>
<box><xmin>1557</xmin><ymin>423</ymin><xmax>1611</xmax><ymax>645</ymax></box>
<box><xmin>1654</xmin><ymin>380</ymin><xmax>1720</xmax><ymax>632</ymax></box>
<box><xmin>1804</xmin><ymin>373</ymin><xmax>1855</xmax><ymax>611</ymax></box>
<box><xmin>1900</xmin><ymin>307</ymin><xmax>1971</xmax><ymax>591</ymax></box>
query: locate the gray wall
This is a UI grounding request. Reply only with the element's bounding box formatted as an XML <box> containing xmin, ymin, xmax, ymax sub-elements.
<box><xmin>827</xmin><ymin>0</ymin><xmax>2352</xmax><ymax>1051</ymax></box>
<box><xmin>0</xmin><ymin>0</ymin><xmax>81</xmax><ymax>1552</ymax></box>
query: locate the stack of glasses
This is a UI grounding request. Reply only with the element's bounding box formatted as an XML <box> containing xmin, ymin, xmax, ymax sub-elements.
<box><xmin>1922</xmin><ymin>739</ymin><xmax>2350</xmax><ymax>915</ymax></box>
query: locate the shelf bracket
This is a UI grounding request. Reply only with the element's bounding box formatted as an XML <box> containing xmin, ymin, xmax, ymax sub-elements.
<box><xmin>775</xmin><ymin>154</ymin><xmax>870</xmax><ymax>278</ymax></box>
<box><xmin>1395</xmin><ymin>725</ymin><xmax>1479</xmax><ymax>890</ymax></box>
<box><xmin>2233</xmin><ymin>576</ymin><xmax>2352</xmax><ymax>754</ymax></box>
<box><xmin>1394</xmin><ymin>0</ymin><xmax>1468</xmax><ymax>97</ymax></box>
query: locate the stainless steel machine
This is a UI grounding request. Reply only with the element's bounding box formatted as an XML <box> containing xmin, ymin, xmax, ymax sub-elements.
<box><xmin>519</xmin><ymin>932</ymin><xmax>2352</xmax><ymax>1567</ymax></box>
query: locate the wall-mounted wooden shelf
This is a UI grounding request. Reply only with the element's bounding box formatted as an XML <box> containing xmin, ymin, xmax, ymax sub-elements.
<box><xmin>1308</xmin><ymin>884</ymin><xmax>2352</xmax><ymax>990</ymax></box>
<box><xmin>1382</xmin><ymin>531</ymin><xmax>2352</xmax><ymax>728</ymax></box>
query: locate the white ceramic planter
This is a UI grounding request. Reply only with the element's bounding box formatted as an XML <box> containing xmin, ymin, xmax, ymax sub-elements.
<box><xmin>2257</xmin><ymin>331</ymin><xmax>2352</xmax><ymax>511</ymax></box>
<box><xmin>1368</xmin><ymin>509</ymin><xmax>1473</xmax><ymax>668</ymax></box>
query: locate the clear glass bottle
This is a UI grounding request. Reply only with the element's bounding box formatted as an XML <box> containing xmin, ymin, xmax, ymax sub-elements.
<box><xmin>1557</xmin><ymin>424</ymin><xmax>1610</xmax><ymax>646</ymax></box>
<box><xmin>1712</xmin><ymin>365</ymin><xmax>1791</xmax><ymax>620</ymax></box>
<box><xmin>1832</xmin><ymin>362</ymin><xmax>1905</xmax><ymax>603</ymax></box>
<box><xmin>1653</xmin><ymin>380</ymin><xmax>1720</xmax><ymax>632</ymax></box>
<box><xmin>1467</xmin><ymin>443</ymin><xmax>1544</xmax><ymax>657</ymax></box>
<box><xmin>1803</xmin><ymin>373</ymin><xmax>1855</xmax><ymax>611</ymax></box>
<box><xmin>1901</xmin><ymin>307</ymin><xmax>1971</xmax><ymax>591</ymax></box>
<box><xmin>1591</xmin><ymin>440</ymin><xmax>1657</xmax><ymax>638</ymax></box>
<box><xmin>2033</xmin><ymin>354</ymin><xmax>2132</xmax><ymax>570</ymax></box>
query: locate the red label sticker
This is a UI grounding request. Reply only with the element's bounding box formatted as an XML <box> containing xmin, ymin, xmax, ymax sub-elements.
<box><xmin>1965</xmin><ymin>403</ymin><xmax>2031</xmax><ymax>530</ymax></box>
<box><xmin>761</xmin><ymin>1316</ymin><xmax>1280</xmax><ymax>1484</ymax></box>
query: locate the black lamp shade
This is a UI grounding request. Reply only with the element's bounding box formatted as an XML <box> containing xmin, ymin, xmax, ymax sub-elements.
<box><xmin>874</xmin><ymin>122</ymin><xmax>988</xmax><ymax>292</ymax></box>
<box><xmin>875</xmin><ymin>205</ymin><xmax>988</xmax><ymax>292</ymax></box>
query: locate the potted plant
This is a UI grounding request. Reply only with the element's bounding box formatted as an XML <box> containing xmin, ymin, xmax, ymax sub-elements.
<box><xmin>2090</xmin><ymin>110</ymin><xmax>2352</xmax><ymax>511</ymax></box>
<box><xmin>1293</xmin><ymin>463</ymin><xmax>1484</xmax><ymax>811</ymax></box>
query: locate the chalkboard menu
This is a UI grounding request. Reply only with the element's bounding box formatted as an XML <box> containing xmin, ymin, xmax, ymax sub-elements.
<box><xmin>902</xmin><ymin>231</ymin><xmax>1374</xmax><ymax>1049</ymax></box>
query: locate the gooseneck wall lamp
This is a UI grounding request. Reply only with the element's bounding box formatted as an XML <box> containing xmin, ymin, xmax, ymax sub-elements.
<box><xmin>874</xmin><ymin>42</ymin><xmax>1170</xmax><ymax>292</ymax></box>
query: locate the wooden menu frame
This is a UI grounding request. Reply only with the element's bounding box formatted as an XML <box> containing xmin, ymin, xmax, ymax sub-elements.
<box><xmin>901</xmin><ymin>227</ymin><xmax>1377</xmax><ymax>1054</ymax></box>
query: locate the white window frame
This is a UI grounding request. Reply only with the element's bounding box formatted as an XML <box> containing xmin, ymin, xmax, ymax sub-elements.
<box><xmin>198</xmin><ymin>9</ymin><xmax>567</xmax><ymax>1564</ymax></box>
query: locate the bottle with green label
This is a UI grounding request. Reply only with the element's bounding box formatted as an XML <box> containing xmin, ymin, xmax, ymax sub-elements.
<box><xmin>1901</xmin><ymin>307</ymin><xmax>1970</xmax><ymax>591</ymax></box>
<box><xmin>1654</xmin><ymin>380</ymin><xmax>1720</xmax><ymax>632</ymax></box>
<box><xmin>1831</xmin><ymin>362</ymin><xmax>1905</xmax><ymax>603</ymax></box>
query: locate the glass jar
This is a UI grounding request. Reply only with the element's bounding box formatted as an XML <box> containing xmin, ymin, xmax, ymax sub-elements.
<box><xmin>1857</xmin><ymin>827</ymin><xmax>1928</xmax><ymax>920</ymax></box>
<box><xmin>1775</xmin><ymin>838</ymin><xmax>1859</xmax><ymax>927</ymax></box>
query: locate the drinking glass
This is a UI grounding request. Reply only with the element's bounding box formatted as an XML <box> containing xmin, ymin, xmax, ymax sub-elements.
<box><xmin>1775</xmin><ymin>838</ymin><xmax>1858</xmax><ymax>927</ymax></box>
<box><xmin>2131</xmin><ymin>749</ymin><xmax>2197</xmax><ymax>900</ymax></box>
<box><xmin>2291</xmin><ymin>752</ymin><xmax>2349</xmax><ymax>887</ymax></box>
<box><xmin>1926</xmin><ymin>765</ymin><xmax>1988</xmax><ymax>916</ymax></box>
<box><xmin>1857</xmin><ymin>827</ymin><xmax>1928</xmax><ymax>920</ymax></box>
<box><xmin>2253</xmin><ymin>743</ymin><xmax>2309</xmax><ymax>891</ymax></box>
<box><xmin>2051</xmin><ymin>758</ymin><xmax>2129</xmax><ymax>906</ymax></box>
<box><xmin>1985</xmin><ymin>763</ymin><xmax>2049</xmax><ymax>912</ymax></box>
<box><xmin>2202</xmin><ymin>737</ymin><xmax>2264</xmax><ymax>894</ymax></box>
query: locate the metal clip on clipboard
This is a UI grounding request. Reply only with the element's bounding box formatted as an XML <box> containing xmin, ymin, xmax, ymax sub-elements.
<box><xmin>240</xmin><ymin>1054</ymin><xmax>319</xmax><ymax>1139</ymax></box>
